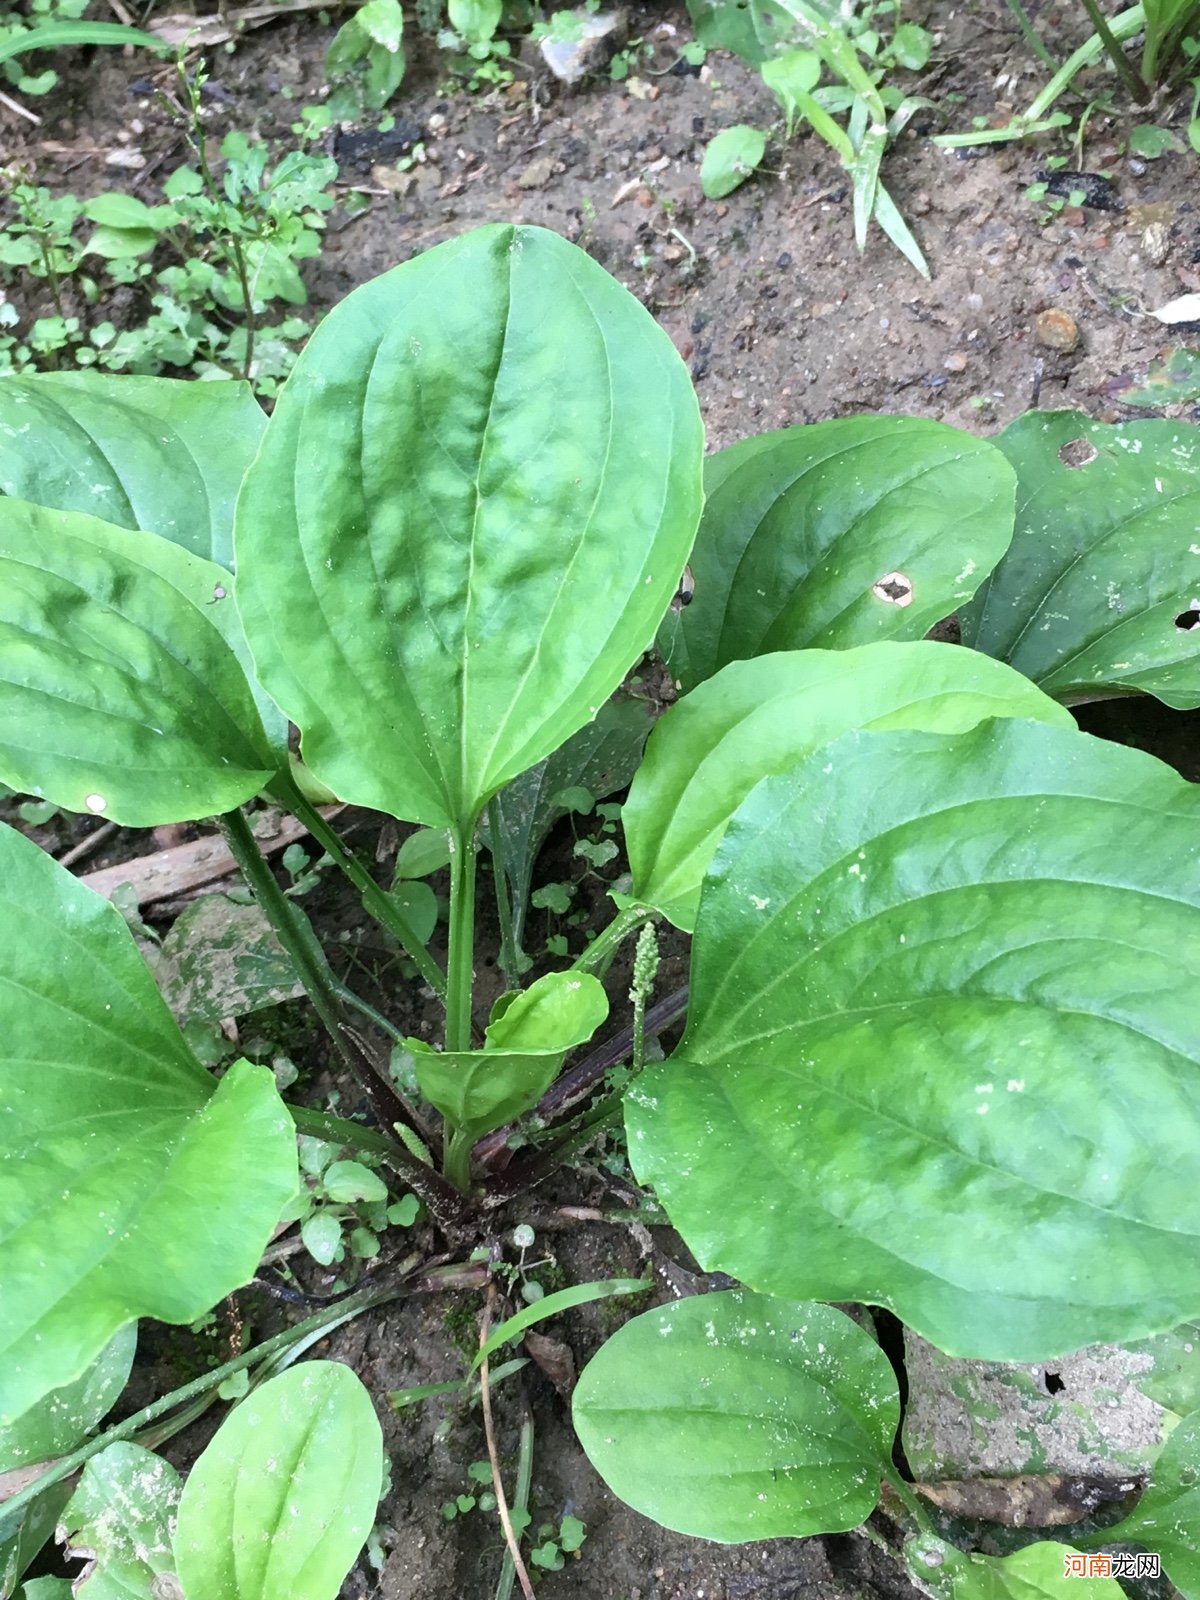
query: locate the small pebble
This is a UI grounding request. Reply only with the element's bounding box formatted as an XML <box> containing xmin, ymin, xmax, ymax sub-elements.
<box><xmin>943</xmin><ymin>351</ymin><xmax>969</xmax><ymax>373</ymax></box>
<box><xmin>1035</xmin><ymin>308</ymin><xmax>1080</xmax><ymax>352</ymax></box>
<box><xmin>1142</xmin><ymin>221</ymin><xmax>1170</xmax><ymax>266</ymax></box>
<box><xmin>516</xmin><ymin>156</ymin><xmax>556</xmax><ymax>190</ymax></box>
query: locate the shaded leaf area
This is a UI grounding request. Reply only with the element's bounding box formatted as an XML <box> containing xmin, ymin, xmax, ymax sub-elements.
<box><xmin>236</xmin><ymin>223</ymin><xmax>703</xmax><ymax>832</ymax></box>
<box><xmin>1085</xmin><ymin>1409</ymin><xmax>1200</xmax><ymax>1598</ymax></box>
<box><xmin>156</xmin><ymin>895</ymin><xmax>304</xmax><ymax>1024</ymax></box>
<box><xmin>962</xmin><ymin>410</ymin><xmax>1200</xmax><ymax>708</ymax></box>
<box><xmin>627</xmin><ymin>720</ymin><xmax>1200</xmax><ymax>1361</ymax></box>
<box><xmin>658</xmin><ymin>416</ymin><xmax>1015</xmax><ymax>693</ymax></box>
<box><xmin>624</xmin><ymin>642</ymin><xmax>1072</xmax><ymax>929</ymax></box>
<box><xmin>0</xmin><ymin>371</ymin><xmax>264</xmax><ymax>570</ymax></box>
<box><xmin>0</xmin><ymin>500</ymin><xmax>279</xmax><ymax>826</ymax></box>
<box><xmin>174</xmin><ymin>1362</ymin><xmax>383</xmax><ymax>1600</ymax></box>
<box><xmin>0</xmin><ymin>1327</ymin><xmax>136</xmax><ymax>1472</ymax></box>
<box><xmin>906</xmin><ymin>1536</ymin><xmax>1124</xmax><ymax>1600</ymax></box>
<box><xmin>59</xmin><ymin>1443</ymin><xmax>181</xmax><ymax>1600</ymax></box>
<box><xmin>574</xmin><ymin>1292</ymin><xmax>898</xmax><ymax>1541</ymax></box>
<box><xmin>0</xmin><ymin>824</ymin><xmax>297</xmax><ymax>1425</ymax></box>
<box><xmin>480</xmin><ymin>694</ymin><xmax>652</xmax><ymax>947</ymax></box>
<box><xmin>411</xmin><ymin>969</ymin><xmax>608</xmax><ymax>1136</ymax></box>
<box><xmin>0</xmin><ymin>1484</ymin><xmax>73</xmax><ymax>1598</ymax></box>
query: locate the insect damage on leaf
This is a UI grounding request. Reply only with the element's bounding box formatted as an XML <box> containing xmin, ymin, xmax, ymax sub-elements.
<box><xmin>1058</xmin><ymin>437</ymin><xmax>1098</xmax><ymax>468</ymax></box>
<box><xmin>872</xmin><ymin>571</ymin><xmax>913</xmax><ymax>606</ymax></box>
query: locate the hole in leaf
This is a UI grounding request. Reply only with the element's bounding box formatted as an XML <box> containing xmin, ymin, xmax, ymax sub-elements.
<box><xmin>872</xmin><ymin>571</ymin><xmax>914</xmax><ymax>606</ymax></box>
<box><xmin>1058</xmin><ymin>438</ymin><xmax>1098</xmax><ymax>468</ymax></box>
<box><xmin>1175</xmin><ymin>601</ymin><xmax>1200</xmax><ymax>631</ymax></box>
<box><xmin>670</xmin><ymin>564</ymin><xmax>696</xmax><ymax>612</ymax></box>
<box><xmin>1043</xmin><ymin>1370</ymin><xmax>1066</xmax><ymax>1394</ymax></box>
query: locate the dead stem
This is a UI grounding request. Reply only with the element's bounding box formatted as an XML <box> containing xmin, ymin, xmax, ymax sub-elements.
<box><xmin>479</xmin><ymin>1282</ymin><xmax>536</xmax><ymax>1600</ymax></box>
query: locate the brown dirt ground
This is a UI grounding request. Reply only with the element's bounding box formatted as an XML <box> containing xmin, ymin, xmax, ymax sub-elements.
<box><xmin>6</xmin><ymin>2</ymin><xmax>1200</xmax><ymax>1595</ymax></box>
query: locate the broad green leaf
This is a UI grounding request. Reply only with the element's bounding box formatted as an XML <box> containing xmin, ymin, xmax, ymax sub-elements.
<box><xmin>0</xmin><ymin>370</ymin><xmax>265</xmax><ymax>568</ymax></box>
<box><xmin>356</xmin><ymin>0</ymin><xmax>404</xmax><ymax>49</ymax></box>
<box><xmin>659</xmin><ymin>417</ymin><xmax>1015</xmax><ymax>693</ymax></box>
<box><xmin>19</xmin><ymin>1579</ymin><xmax>74</xmax><ymax>1600</ymax></box>
<box><xmin>82</xmin><ymin>227</ymin><xmax>160</xmax><ymax>262</ymax></box>
<box><xmin>961</xmin><ymin>411</ymin><xmax>1200</xmax><ymax>708</ymax></box>
<box><xmin>59</xmin><ymin>1443</ymin><xmax>181</xmax><ymax>1600</ymax></box>
<box><xmin>80</xmin><ymin>194</ymin><xmax>160</xmax><ymax>230</ymax></box>
<box><xmin>235</xmin><ymin>223</ymin><xmax>703</xmax><ymax>833</ymax></box>
<box><xmin>573</xmin><ymin>1293</ymin><xmax>898</xmax><ymax>1541</ymax></box>
<box><xmin>0</xmin><ymin>1328</ymin><xmax>136</xmax><ymax>1473</ymax></box>
<box><xmin>411</xmin><ymin>970</ymin><xmax>607</xmax><ymax>1136</ymax></box>
<box><xmin>906</xmin><ymin>1537</ymin><xmax>1125</xmax><ymax>1600</ymax></box>
<box><xmin>624</xmin><ymin>642</ymin><xmax>1072</xmax><ymax>929</ymax></box>
<box><xmin>174</xmin><ymin>1362</ymin><xmax>383</xmax><ymax>1600</ymax></box>
<box><xmin>156</xmin><ymin>897</ymin><xmax>304</xmax><ymax>1025</ymax></box>
<box><xmin>300</xmin><ymin>1212</ymin><xmax>342</xmax><ymax>1267</ymax></box>
<box><xmin>1090</xmin><ymin>1409</ymin><xmax>1200</xmax><ymax>1595</ymax></box>
<box><xmin>0</xmin><ymin>824</ymin><xmax>297</xmax><ymax>1425</ymax></box>
<box><xmin>626</xmin><ymin>719</ymin><xmax>1200</xmax><ymax>1361</ymax></box>
<box><xmin>700</xmin><ymin>126</ymin><xmax>766</xmax><ymax>198</ymax></box>
<box><xmin>322</xmin><ymin>1160</ymin><xmax>387</xmax><ymax>1204</ymax></box>
<box><xmin>447</xmin><ymin>0</ymin><xmax>500</xmax><ymax>42</ymax></box>
<box><xmin>393</xmin><ymin>828</ymin><xmax>452</xmax><ymax>879</ymax></box>
<box><xmin>0</xmin><ymin>499</ymin><xmax>279</xmax><ymax>826</ymax></box>
<box><xmin>1126</xmin><ymin>1322</ymin><xmax>1200</xmax><ymax>1418</ymax></box>
<box><xmin>480</xmin><ymin>695</ymin><xmax>651</xmax><ymax>947</ymax></box>
<box><xmin>391</xmin><ymin>880</ymin><xmax>437</xmax><ymax>943</ymax></box>
<box><xmin>762</xmin><ymin>48</ymin><xmax>822</xmax><ymax>133</ymax></box>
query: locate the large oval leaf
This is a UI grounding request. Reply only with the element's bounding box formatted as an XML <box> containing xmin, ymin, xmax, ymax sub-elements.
<box><xmin>961</xmin><ymin>411</ymin><xmax>1200</xmax><ymax>708</ymax></box>
<box><xmin>626</xmin><ymin>719</ymin><xmax>1200</xmax><ymax>1361</ymax></box>
<box><xmin>658</xmin><ymin>418</ymin><xmax>1015</xmax><ymax>693</ymax></box>
<box><xmin>624</xmin><ymin>641</ymin><xmax>1072</xmax><ymax>929</ymax></box>
<box><xmin>573</xmin><ymin>1292</ymin><xmax>898</xmax><ymax>1541</ymax></box>
<box><xmin>0</xmin><ymin>824</ymin><xmax>297</xmax><ymax>1425</ymax></box>
<box><xmin>0</xmin><ymin>498</ymin><xmax>279</xmax><ymax>825</ymax></box>
<box><xmin>0</xmin><ymin>371</ymin><xmax>264</xmax><ymax>569</ymax></box>
<box><xmin>174</xmin><ymin>1362</ymin><xmax>383</xmax><ymax>1600</ymax></box>
<box><xmin>235</xmin><ymin>223</ymin><xmax>704</xmax><ymax>831</ymax></box>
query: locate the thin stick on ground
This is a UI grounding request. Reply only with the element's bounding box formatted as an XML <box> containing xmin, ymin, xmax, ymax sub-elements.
<box><xmin>0</xmin><ymin>88</ymin><xmax>40</xmax><ymax>124</ymax></box>
<box><xmin>57</xmin><ymin>819</ymin><xmax>119</xmax><ymax>870</ymax></box>
<box><xmin>479</xmin><ymin>1283</ymin><xmax>536</xmax><ymax>1600</ymax></box>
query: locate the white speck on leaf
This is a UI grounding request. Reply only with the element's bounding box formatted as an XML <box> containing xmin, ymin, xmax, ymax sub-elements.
<box><xmin>85</xmin><ymin>794</ymin><xmax>107</xmax><ymax>813</ymax></box>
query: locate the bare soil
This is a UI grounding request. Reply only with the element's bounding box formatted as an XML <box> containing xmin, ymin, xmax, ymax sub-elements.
<box><xmin>6</xmin><ymin>3</ymin><xmax>1200</xmax><ymax>1595</ymax></box>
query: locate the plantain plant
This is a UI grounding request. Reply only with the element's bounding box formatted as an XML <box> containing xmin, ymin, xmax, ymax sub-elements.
<box><xmin>3</xmin><ymin>223</ymin><xmax>1200</xmax><ymax>1598</ymax></box>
